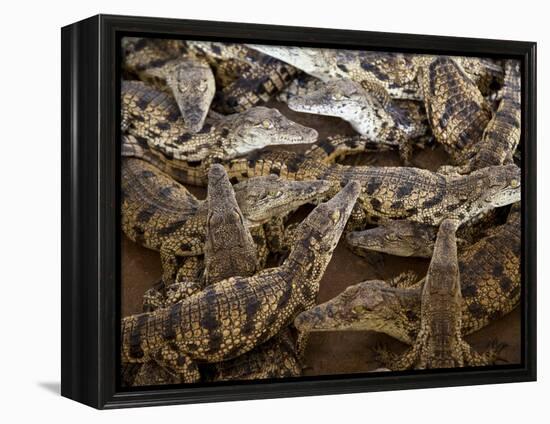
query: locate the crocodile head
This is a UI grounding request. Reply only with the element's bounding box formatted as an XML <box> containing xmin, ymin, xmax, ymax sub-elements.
<box><xmin>161</xmin><ymin>59</ymin><xmax>215</xmax><ymax>133</ymax></box>
<box><xmin>291</xmin><ymin>181</ymin><xmax>361</xmax><ymax>259</ymax></box>
<box><xmin>233</xmin><ymin>175</ymin><xmax>333</xmax><ymax>225</ymax></box>
<box><xmin>287</xmin><ymin>79</ymin><xmax>378</xmax><ymax>118</ymax></box>
<box><xmin>223</xmin><ymin>106</ymin><xmax>318</xmax><ymax>157</ymax></box>
<box><xmin>294</xmin><ymin>280</ymin><xmax>421</xmax><ymax>344</ymax></box>
<box><xmin>346</xmin><ymin>220</ymin><xmax>437</xmax><ymax>258</ymax></box>
<box><xmin>204</xmin><ymin>164</ymin><xmax>257</xmax><ymax>282</ymax></box>
<box><xmin>453</xmin><ymin>164</ymin><xmax>521</xmax><ymax>220</ymax></box>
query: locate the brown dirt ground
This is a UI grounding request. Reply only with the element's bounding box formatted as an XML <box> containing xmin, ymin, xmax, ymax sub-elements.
<box><xmin>121</xmin><ymin>100</ymin><xmax>520</xmax><ymax>379</ymax></box>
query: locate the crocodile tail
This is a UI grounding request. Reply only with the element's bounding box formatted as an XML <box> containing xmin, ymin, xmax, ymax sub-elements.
<box><xmin>304</xmin><ymin>135</ymin><xmax>394</xmax><ymax>164</ymax></box>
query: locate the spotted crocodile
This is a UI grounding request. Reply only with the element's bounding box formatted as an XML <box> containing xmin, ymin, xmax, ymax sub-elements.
<box><xmin>461</xmin><ymin>60</ymin><xmax>521</xmax><ymax>172</ymax></box>
<box><xmin>122</xmin><ymin>157</ymin><xmax>332</xmax><ymax>283</ymax></box>
<box><xmin>346</xmin><ymin>206</ymin><xmax>507</xmax><ymax>258</ymax></box>
<box><xmin>123</xmin><ymin>131</ymin><xmax>520</xmax><ymax>227</ymax></box>
<box><xmin>247</xmin><ymin>45</ymin><xmax>503</xmax><ymax>101</ymax></box>
<box><xmin>123</xmin><ymin>37</ymin><xmax>298</xmax><ymax>114</ymax></box>
<box><xmin>294</xmin><ymin>205</ymin><xmax>520</xmax><ymax>348</ymax></box>
<box><xmin>379</xmin><ymin>219</ymin><xmax>499</xmax><ymax>369</ymax></box>
<box><xmin>124</xmin><ymin>165</ymin><xmax>301</xmax><ymax>386</ymax></box>
<box><xmin>121</xmin><ymin>181</ymin><xmax>361</xmax><ymax>383</ymax></box>
<box><xmin>122</xmin><ymin>80</ymin><xmax>318</xmax><ymax>163</ymax></box>
<box><xmin>122</xmin><ymin>37</ymin><xmax>215</xmax><ymax>133</ymax></box>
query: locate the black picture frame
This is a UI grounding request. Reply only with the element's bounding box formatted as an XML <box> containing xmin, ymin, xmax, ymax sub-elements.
<box><xmin>61</xmin><ymin>14</ymin><xmax>537</xmax><ymax>409</ymax></box>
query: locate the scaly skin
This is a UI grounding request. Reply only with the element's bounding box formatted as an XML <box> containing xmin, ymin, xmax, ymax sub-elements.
<box><xmin>122</xmin><ymin>37</ymin><xmax>298</xmax><ymax>114</ymax></box>
<box><xmin>247</xmin><ymin>45</ymin><xmax>422</xmax><ymax>100</ymax></box>
<box><xmin>415</xmin><ymin>56</ymin><xmax>492</xmax><ymax>164</ymax></box>
<box><xmin>121</xmin><ymin>158</ymin><xmax>332</xmax><ymax>283</ymax></box>
<box><xmin>122</xmin><ymin>80</ymin><xmax>318</xmax><ymax>162</ymax></box>
<box><xmin>286</xmin><ymin>79</ymin><xmax>428</xmax><ymax>161</ymax></box>
<box><xmin>128</xmin><ymin>165</ymin><xmax>301</xmax><ymax>386</ymax></box>
<box><xmin>185</xmin><ymin>41</ymin><xmax>299</xmax><ymax>113</ymax></box>
<box><xmin>124</xmin><ymin>133</ymin><xmax>520</xmax><ymax>226</ymax></box>
<box><xmin>203</xmin><ymin>164</ymin><xmax>258</xmax><ymax>284</ymax></box>
<box><xmin>122</xmin><ymin>38</ymin><xmax>215</xmax><ymax>133</ymax></box>
<box><xmin>346</xmin><ymin>207</ymin><xmax>505</xmax><ymax>258</ymax></box>
<box><xmin>287</xmin><ymin>79</ymin><xmax>428</xmax><ymax>141</ymax></box>
<box><xmin>466</xmin><ymin>60</ymin><xmax>521</xmax><ymax>171</ymax></box>
<box><xmin>247</xmin><ymin>45</ymin><xmax>503</xmax><ymax>100</ymax></box>
<box><xmin>294</xmin><ymin>205</ymin><xmax>520</xmax><ymax>347</ymax></box>
<box><xmin>121</xmin><ymin>181</ymin><xmax>362</xmax><ymax>382</ymax></box>
<box><xmin>231</xmin><ymin>153</ymin><xmax>520</xmax><ymax>226</ymax></box>
<box><xmin>392</xmin><ymin>219</ymin><xmax>468</xmax><ymax>369</ymax></box>
<box><xmin>201</xmin><ymin>328</ymin><xmax>301</xmax><ymax>382</ymax></box>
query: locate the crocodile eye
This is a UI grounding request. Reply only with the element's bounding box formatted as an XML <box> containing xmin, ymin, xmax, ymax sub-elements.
<box><xmin>262</xmin><ymin>120</ymin><xmax>273</xmax><ymax>129</ymax></box>
<box><xmin>331</xmin><ymin>93</ymin><xmax>343</xmax><ymax>100</ymax></box>
<box><xmin>269</xmin><ymin>190</ymin><xmax>283</xmax><ymax>198</ymax></box>
<box><xmin>197</xmin><ymin>79</ymin><xmax>208</xmax><ymax>91</ymax></box>
<box><xmin>384</xmin><ymin>233</ymin><xmax>400</xmax><ymax>242</ymax></box>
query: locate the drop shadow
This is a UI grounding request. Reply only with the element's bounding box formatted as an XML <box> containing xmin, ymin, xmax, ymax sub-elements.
<box><xmin>37</xmin><ymin>381</ymin><xmax>60</xmax><ymax>395</ymax></box>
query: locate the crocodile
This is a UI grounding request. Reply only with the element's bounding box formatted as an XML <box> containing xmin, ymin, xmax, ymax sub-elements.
<box><xmin>203</xmin><ymin>164</ymin><xmax>259</xmax><ymax>284</ymax></box>
<box><xmin>122</xmin><ymin>157</ymin><xmax>332</xmax><ymax>283</ymax></box>
<box><xmin>286</xmin><ymin>78</ymin><xmax>429</xmax><ymax>160</ymax></box>
<box><xmin>123</xmin><ymin>131</ymin><xmax>521</xmax><ymax>226</ymax></box>
<box><xmin>287</xmin><ymin>78</ymin><xmax>428</xmax><ymax>139</ymax></box>
<box><xmin>126</xmin><ymin>165</ymin><xmax>301</xmax><ymax>386</ymax></box>
<box><xmin>121</xmin><ymin>181</ymin><xmax>361</xmax><ymax>383</ymax></box>
<box><xmin>294</xmin><ymin>205</ymin><xmax>520</xmax><ymax>348</ymax></box>
<box><xmin>415</xmin><ymin>56</ymin><xmax>493</xmax><ymax>164</ymax></box>
<box><xmin>122</xmin><ymin>37</ymin><xmax>215</xmax><ymax>133</ymax></box>
<box><xmin>121</xmin><ymin>80</ymin><xmax>318</xmax><ymax>163</ymax></box>
<box><xmin>462</xmin><ymin>60</ymin><xmax>521</xmax><ymax>172</ymax></box>
<box><xmin>122</xmin><ymin>37</ymin><xmax>298</xmax><ymax>114</ymax></box>
<box><xmin>226</xmin><ymin>150</ymin><xmax>521</xmax><ymax>226</ymax></box>
<box><xmin>247</xmin><ymin>45</ymin><xmax>503</xmax><ymax>101</ymax></box>
<box><xmin>184</xmin><ymin>41</ymin><xmax>299</xmax><ymax>113</ymax></box>
<box><xmin>346</xmin><ymin>207</ymin><xmax>507</xmax><ymax>258</ymax></box>
<box><xmin>382</xmin><ymin>219</ymin><xmax>497</xmax><ymax>369</ymax></box>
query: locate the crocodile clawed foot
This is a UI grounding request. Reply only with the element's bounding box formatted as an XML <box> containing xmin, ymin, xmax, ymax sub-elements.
<box><xmin>387</xmin><ymin>270</ymin><xmax>419</xmax><ymax>289</ymax></box>
<box><xmin>484</xmin><ymin>339</ymin><xmax>508</xmax><ymax>364</ymax></box>
<box><xmin>371</xmin><ymin>343</ymin><xmax>400</xmax><ymax>370</ymax></box>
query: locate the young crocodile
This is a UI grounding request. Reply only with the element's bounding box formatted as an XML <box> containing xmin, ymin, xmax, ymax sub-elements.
<box><xmin>122</xmin><ymin>37</ymin><xmax>215</xmax><ymax>133</ymax></box>
<box><xmin>127</xmin><ymin>165</ymin><xmax>301</xmax><ymax>385</ymax></box>
<box><xmin>415</xmin><ymin>56</ymin><xmax>493</xmax><ymax>164</ymax></box>
<box><xmin>203</xmin><ymin>164</ymin><xmax>259</xmax><ymax>284</ymax></box>
<box><xmin>462</xmin><ymin>60</ymin><xmax>521</xmax><ymax>172</ymax></box>
<box><xmin>122</xmin><ymin>158</ymin><xmax>332</xmax><ymax>283</ymax></box>
<box><xmin>286</xmin><ymin>79</ymin><xmax>428</xmax><ymax>141</ymax></box>
<box><xmin>346</xmin><ymin>207</ymin><xmax>506</xmax><ymax>258</ymax></box>
<box><xmin>286</xmin><ymin>79</ymin><xmax>429</xmax><ymax>161</ymax></box>
<box><xmin>294</xmin><ymin>205</ymin><xmax>520</xmax><ymax>347</ymax></box>
<box><xmin>121</xmin><ymin>181</ymin><xmax>361</xmax><ymax>383</ymax></box>
<box><xmin>385</xmin><ymin>219</ymin><xmax>494</xmax><ymax>369</ymax></box>
<box><xmin>124</xmin><ymin>130</ymin><xmax>520</xmax><ymax>226</ymax></box>
<box><xmin>184</xmin><ymin>40</ymin><xmax>299</xmax><ymax>113</ymax></box>
<box><xmin>123</xmin><ymin>37</ymin><xmax>298</xmax><ymax>114</ymax></box>
<box><xmin>122</xmin><ymin>80</ymin><xmax>318</xmax><ymax>163</ymax></box>
<box><xmin>247</xmin><ymin>45</ymin><xmax>503</xmax><ymax>100</ymax></box>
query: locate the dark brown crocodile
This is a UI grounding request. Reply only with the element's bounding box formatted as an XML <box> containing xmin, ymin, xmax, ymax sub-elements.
<box><xmin>121</xmin><ymin>181</ymin><xmax>361</xmax><ymax>383</ymax></box>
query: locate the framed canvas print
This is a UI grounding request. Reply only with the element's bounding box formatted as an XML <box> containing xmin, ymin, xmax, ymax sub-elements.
<box><xmin>61</xmin><ymin>14</ymin><xmax>537</xmax><ymax>409</ymax></box>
